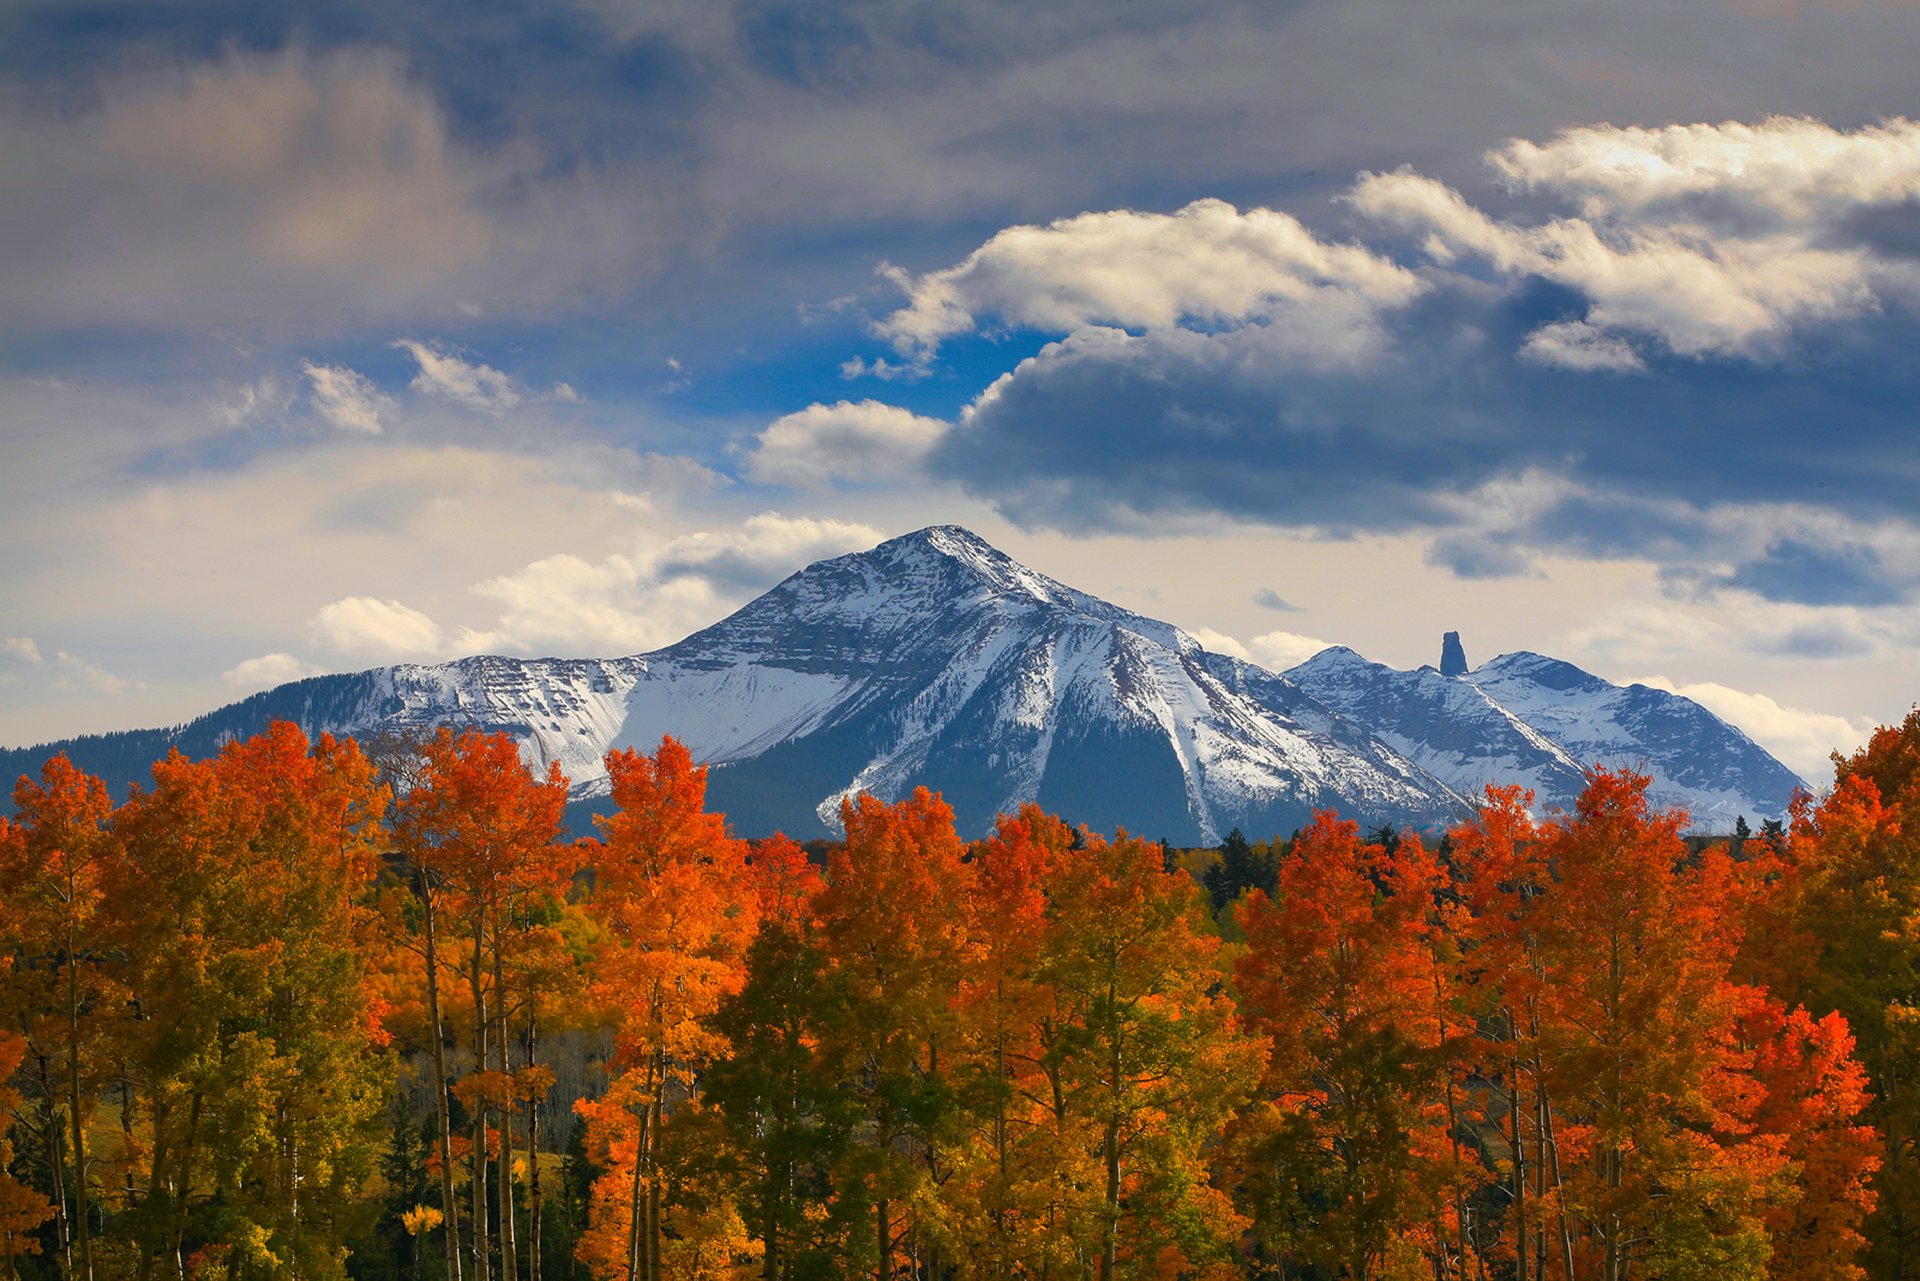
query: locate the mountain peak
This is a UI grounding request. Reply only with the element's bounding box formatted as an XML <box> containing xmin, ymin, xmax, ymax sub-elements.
<box><xmin>860</xmin><ymin>525</ymin><xmax>1096</xmax><ymax>613</ymax></box>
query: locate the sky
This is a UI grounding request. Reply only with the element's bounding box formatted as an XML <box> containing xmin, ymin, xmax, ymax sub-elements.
<box><xmin>3</xmin><ymin>0</ymin><xmax>1920</xmax><ymax>786</ymax></box>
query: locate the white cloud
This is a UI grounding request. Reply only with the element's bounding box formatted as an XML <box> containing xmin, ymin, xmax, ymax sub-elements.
<box><xmin>301</xmin><ymin>360</ymin><xmax>392</xmax><ymax>434</ymax></box>
<box><xmin>2</xmin><ymin>638</ymin><xmax>125</xmax><ymax>694</ymax></box>
<box><xmin>1634</xmin><ymin>676</ymin><xmax>1875</xmax><ymax>786</ymax></box>
<box><xmin>1249</xmin><ymin>630</ymin><xmax>1336</xmax><ymax>671</ymax></box>
<box><xmin>458</xmin><ymin>512</ymin><xmax>884</xmax><ymax>657</ymax></box>
<box><xmin>224</xmin><ymin>652</ymin><xmax>328</xmax><ymax>687</ymax></box>
<box><xmin>310</xmin><ymin>596</ymin><xmax>448</xmax><ymax>658</ymax></box>
<box><xmin>1180</xmin><ymin>626</ymin><xmax>1334</xmax><ymax>671</ymax></box>
<box><xmin>744</xmin><ymin>400</ymin><xmax>949</xmax><ymax>489</ymax></box>
<box><xmin>395</xmin><ymin>339</ymin><xmax>522</xmax><ymax>414</ymax></box>
<box><xmin>1519</xmin><ymin>319</ymin><xmax>1645</xmax><ymax>372</ymax></box>
<box><xmin>2</xmin><ymin>636</ymin><xmax>43</xmax><ymax>667</ymax></box>
<box><xmin>1352</xmin><ymin>117</ymin><xmax>1920</xmax><ymax>363</ymax></box>
<box><xmin>871</xmin><ymin>197</ymin><xmax>1424</xmax><ymax>363</ymax></box>
<box><xmin>1489</xmin><ymin>116</ymin><xmax>1920</xmax><ymax>223</ymax></box>
<box><xmin>50</xmin><ymin>651</ymin><xmax>126</xmax><ymax>695</ymax></box>
<box><xmin>1185</xmin><ymin>627</ymin><xmax>1250</xmax><ymax>659</ymax></box>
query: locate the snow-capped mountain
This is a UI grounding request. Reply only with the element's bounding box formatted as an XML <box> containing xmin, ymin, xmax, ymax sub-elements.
<box><xmin>1287</xmin><ymin>644</ymin><xmax>1807</xmax><ymax>829</ymax></box>
<box><xmin>0</xmin><ymin>526</ymin><xmax>1804</xmax><ymax>839</ymax></box>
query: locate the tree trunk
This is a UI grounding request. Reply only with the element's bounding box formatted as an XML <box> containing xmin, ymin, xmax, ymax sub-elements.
<box><xmin>66</xmin><ymin>941</ymin><xmax>93</xmax><ymax>1281</ymax></box>
<box><xmin>495</xmin><ymin>944</ymin><xmax>518</xmax><ymax>1281</ymax></box>
<box><xmin>37</xmin><ymin>1054</ymin><xmax>72</xmax><ymax>1281</ymax></box>
<box><xmin>526</xmin><ymin>1008</ymin><xmax>542</xmax><ymax>1281</ymax></box>
<box><xmin>645</xmin><ymin>1077</ymin><xmax>662</xmax><ymax>1281</ymax></box>
<box><xmin>171</xmin><ymin>1089</ymin><xmax>204</xmax><ymax>1281</ymax></box>
<box><xmin>471</xmin><ymin>927</ymin><xmax>492</xmax><ymax>1281</ymax></box>
<box><xmin>876</xmin><ymin>1107</ymin><xmax>894</xmax><ymax>1281</ymax></box>
<box><xmin>423</xmin><ymin>885</ymin><xmax>465</xmax><ymax>1281</ymax></box>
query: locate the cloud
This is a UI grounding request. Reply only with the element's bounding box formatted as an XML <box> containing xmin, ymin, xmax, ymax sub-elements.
<box><xmin>1727</xmin><ymin>536</ymin><xmax>1905</xmax><ymax>607</ymax></box>
<box><xmin>1352</xmin><ymin>117</ymin><xmax>1920</xmax><ymax>363</ymax></box>
<box><xmin>1487</xmin><ymin>116</ymin><xmax>1920</xmax><ymax>222</ymax></box>
<box><xmin>1181</xmin><ymin>625</ymin><xmax>1334</xmax><ymax>671</ymax></box>
<box><xmin>0</xmin><ymin>45</ymin><xmax>669</xmax><ymax>334</ymax></box>
<box><xmin>744</xmin><ymin>400</ymin><xmax>948</xmax><ymax>488</ymax></box>
<box><xmin>869</xmin><ymin>198</ymin><xmax>1423</xmax><ymax>366</ymax></box>
<box><xmin>1252</xmin><ymin>631</ymin><xmax>1337</xmax><ymax>671</ymax></box>
<box><xmin>1635</xmin><ymin>676</ymin><xmax>1875</xmax><ymax>786</ymax></box>
<box><xmin>1252</xmin><ymin>589</ymin><xmax>1300</xmax><ymax>612</ymax></box>
<box><xmin>310</xmin><ymin>596</ymin><xmax>448</xmax><ymax>658</ymax></box>
<box><xmin>459</xmin><ymin>513</ymin><xmax>884</xmax><ymax>656</ymax></box>
<box><xmin>214</xmin><ymin>375</ymin><xmax>293</xmax><ymax>427</ymax></box>
<box><xmin>395</xmin><ymin>340</ymin><xmax>522</xmax><ymax>414</ymax></box>
<box><xmin>2</xmin><ymin>638</ymin><xmax>127</xmax><ymax>694</ymax></box>
<box><xmin>1518</xmin><ymin>319</ymin><xmax>1645</xmax><ymax>372</ymax></box>
<box><xmin>301</xmin><ymin>361</ymin><xmax>392</xmax><ymax>434</ymax></box>
<box><xmin>1185</xmin><ymin>627</ymin><xmax>1250</xmax><ymax>659</ymax></box>
<box><xmin>224</xmin><ymin>652</ymin><xmax>328</xmax><ymax>687</ymax></box>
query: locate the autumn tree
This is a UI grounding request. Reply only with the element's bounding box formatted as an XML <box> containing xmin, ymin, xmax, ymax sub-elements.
<box><xmin>810</xmin><ymin>788</ymin><xmax>974</xmax><ymax>1279</ymax></box>
<box><xmin>96</xmin><ymin>723</ymin><xmax>393</xmax><ymax>1281</ymax></box>
<box><xmin>397</xmin><ymin>729</ymin><xmax>570</xmax><ymax>1281</ymax></box>
<box><xmin>0</xmin><ymin>755</ymin><xmax>116</xmax><ymax>1281</ymax></box>
<box><xmin>944</xmin><ymin>804</ymin><xmax>1071</xmax><ymax>1278</ymax></box>
<box><xmin>577</xmin><ymin>737</ymin><xmax>754</xmax><ymax>1281</ymax></box>
<box><xmin>1233</xmin><ymin>814</ymin><xmax>1481</xmax><ymax>1280</ymax></box>
<box><xmin>1750</xmin><ymin>710</ymin><xmax>1920</xmax><ymax>1279</ymax></box>
<box><xmin>1041</xmin><ymin>826</ymin><xmax>1261</xmax><ymax>1280</ymax></box>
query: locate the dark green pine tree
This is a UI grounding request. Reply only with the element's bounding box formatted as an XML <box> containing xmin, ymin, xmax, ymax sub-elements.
<box><xmin>1203</xmin><ymin>827</ymin><xmax>1275</xmax><ymax>912</ymax></box>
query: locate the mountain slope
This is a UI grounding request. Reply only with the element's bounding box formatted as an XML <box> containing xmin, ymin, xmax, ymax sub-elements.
<box><xmin>1</xmin><ymin>526</ymin><xmax>1804</xmax><ymax>838</ymax></box>
<box><xmin>1287</xmin><ymin>644</ymin><xmax>1807</xmax><ymax>827</ymax></box>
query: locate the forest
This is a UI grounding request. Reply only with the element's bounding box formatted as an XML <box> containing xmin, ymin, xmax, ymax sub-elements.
<box><xmin>3</xmin><ymin>712</ymin><xmax>1919</xmax><ymax>1281</ymax></box>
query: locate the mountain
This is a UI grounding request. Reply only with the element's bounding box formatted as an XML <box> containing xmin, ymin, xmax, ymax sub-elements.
<box><xmin>1286</xmin><ymin>642</ymin><xmax>1808</xmax><ymax>829</ymax></box>
<box><xmin>0</xmin><ymin>528</ymin><xmax>1466</xmax><ymax>842</ymax></box>
<box><xmin>0</xmin><ymin>526</ymin><xmax>1804</xmax><ymax>839</ymax></box>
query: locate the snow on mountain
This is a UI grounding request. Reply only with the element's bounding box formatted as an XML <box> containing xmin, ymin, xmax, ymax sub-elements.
<box><xmin>0</xmin><ymin>526</ymin><xmax>1807</xmax><ymax>839</ymax></box>
<box><xmin>603</xmin><ymin>525</ymin><xmax>1465</xmax><ymax>840</ymax></box>
<box><xmin>1287</xmin><ymin>641</ymin><xmax>1808</xmax><ymax>828</ymax></box>
<box><xmin>1464</xmin><ymin>650</ymin><xmax>1808</xmax><ymax>828</ymax></box>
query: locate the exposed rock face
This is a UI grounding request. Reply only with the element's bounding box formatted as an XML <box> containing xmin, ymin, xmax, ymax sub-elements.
<box><xmin>1440</xmin><ymin>631</ymin><xmax>1469</xmax><ymax>677</ymax></box>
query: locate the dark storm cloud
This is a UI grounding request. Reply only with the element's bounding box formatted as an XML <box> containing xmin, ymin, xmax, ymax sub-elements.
<box><xmin>10</xmin><ymin>0</ymin><xmax>1920</xmax><ymax>341</ymax></box>
<box><xmin>1730</xmin><ymin>539</ymin><xmax>1906</xmax><ymax>608</ymax></box>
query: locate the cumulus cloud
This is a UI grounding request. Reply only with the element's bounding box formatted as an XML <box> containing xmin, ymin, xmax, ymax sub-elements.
<box><xmin>1635</xmin><ymin>675</ymin><xmax>1875</xmax><ymax>786</ymax></box>
<box><xmin>395</xmin><ymin>340</ymin><xmax>522</xmax><ymax>414</ymax></box>
<box><xmin>1488</xmin><ymin>116</ymin><xmax>1920</xmax><ymax>222</ymax></box>
<box><xmin>1353</xmin><ymin>117</ymin><xmax>1920</xmax><ymax>363</ymax></box>
<box><xmin>2</xmin><ymin>636</ymin><xmax>43</xmax><ymax>667</ymax></box>
<box><xmin>310</xmin><ymin>596</ymin><xmax>448</xmax><ymax>658</ymax></box>
<box><xmin>1185</xmin><ymin>627</ymin><xmax>1250</xmax><ymax>659</ymax></box>
<box><xmin>459</xmin><ymin>513</ymin><xmax>884</xmax><ymax>656</ymax></box>
<box><xmin>1178</xmin><ymin>626</ymin><xmax>1334</xmax><ymax>672</ymax></box>
<box><xmin>744</xmin><ymin>400</ymin><xmax>948</xmax><ymax>488</ymax></box>
<box><xmin>868</xmin><ymin>198</ymin><xmax>1423</xmax><ymax>367</ymax></box>
<box><xmin>1252</xmin><ymin>631</ymin><xmax>1337</xmax><ymax>671</ymax></box>
<box><xmin>224</xmin><ymin>652</ymin><xmax>328</xmax><ymax>687</ymax></box>
<box><xmin>302</xmin><ymin>361</ymin><xmax>392</xmax><ymax>434</ymax></box>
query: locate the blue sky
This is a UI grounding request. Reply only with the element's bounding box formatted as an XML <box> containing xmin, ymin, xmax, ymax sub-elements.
<box><xmin>4</xmin><ymin>0</ymin><xmax>1920</xmax><ymax>783</ymax></box>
